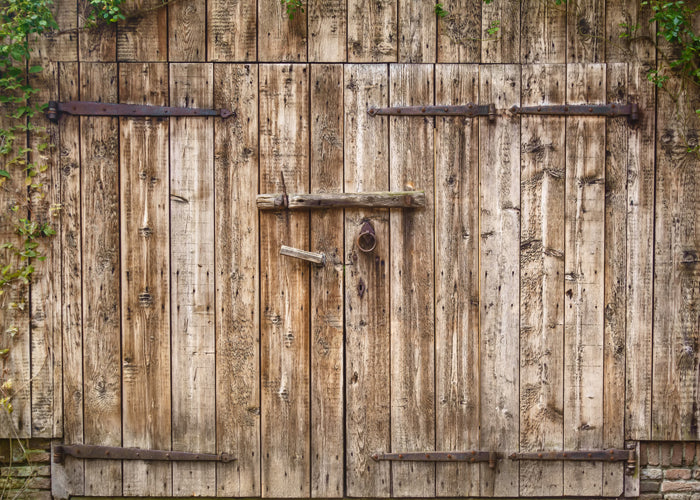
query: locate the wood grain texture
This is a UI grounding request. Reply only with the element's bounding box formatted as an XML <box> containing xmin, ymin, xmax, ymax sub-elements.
<box><xmin>308</xmin><ymin>0</ymin><xmax>346</xmax><ymax>61</ymax></box>
<box><xmin>257</xmin><ymin>191</ymin><xmax>425</xmax><ymax>209</ymax></box>
<box><xmin>117</xmin><ymin>0</ymin><xmax>167</xmax><ymax>61</ymax></box>
<box><xmin>259</xmin><ymin>64</ymin><xmax>310</xmax><ymax>497</ymax></box>
<box><xmin>398</xmin><ymin>0</ymin><xmax>435</xmax><ymax>62</ymax></box>
<box><xmin>389</xmin><ymin>63</ymin><xmax>435</xmax><ymax>498</ymax></box>
<box><xmin>310</xmin><ymin>64</ymin><xmax>344</xmax><ymax>497</ymax></box>
<box><xmin>567</xmin><ymin>0</ymin><xmax>604</xmax><ymax>62</ymax></box>
<box><xmin>605</xmin><ymin>0</ymin><xmax>655</xmax><ymax>63</ymax></box>
<box><xmin>58</xmin><ymin>61</ymin><xmax>83</xmax><ymax>495</ymax></box>
<box><xmin>79</xmin><ymin>63</ymin><xmax>122</xmax><ymax>496</ymax></box>
<box><xmin>625</xmin><ymin>62</ymin><xmax>656</xmax><ymax>441</ymax></box>
<box><xmin>652</xmin><ymin>73</ymin><xmax>700</xmax><ymax>440</ymax></box>
<box><xmin>27</xmin><ymin>62</ymin><xmax>61</xmax><ymax>440</ymax></box>
<box><xmin>564</xmin><ymin>63</ymin><xmax>606</xmax><ymax>495</ymax></box>
<box><xmin>79</xmin><ymin>0</ymin><xmax>116</xmax><ymax>61</ymax></box>
<box><xmin>434</xmin><ymin>63</ymin><xmax>480</xmax><ymax>497</ymax></box>
<box><xmin>437</xmin><ymin>0</ymin><xmax>480</xmax><ymax>62</ymax></box>
<box><xmin>31</xmin><ymin>0</ymin><xmax>78</xmax><ymax>62</ymax></box>
<box><xmin>213</xmin><ymin>63</ymin><xmax>260</xmax><ymax>497</ymax></box>
<box><xmin>347</xmin><ymin>0</ymin><xmax>397</xmax><ymax>61</ymax></box>
<box><xmin>207</xmin><ymin>0</ymin><xmax>257</xmax><ymax>61</ymax></box>
<box><xmin>481</xmin><ymin>0</ymin><xmax>519</xmax><ymax>63</ymax></box>
<box><xmin>258</xmin><ymin>0</ymin><xmax>307</xmax><ymax>61</ymax></box>
<box><xmin>169</xmin><ymin>0</ymin><xmax>205</xmax><ymax>60</ymax></box>
<box><xmin>603</xmin><ymin>63</ymin><xmax>627</xmax><ymax>497</ymax></box>
<box><xmin>169</xmin><ymin>63</ymin><xmax>216</xmax><ymax>496</ymax></box>
<box><xmin>519</xmin><ymin>63</ymin><xmax>565</xmax><ymax>497</ymax></box>
<box><xmin>119</xmin><ymin>63</ymin><xmax>171</xmax><ymax>496</ymax></box>
<box><xmin>343</xmin><ymin>64</ymin><xmax>391</xmax><ymax>498</ymax></box>
<box><xmin>479</xmin><ymin>64</ymin><xmax>520</xmax><ymax>498</ymax></box>
<box><xmin>521</xmin><ymin>0</ymin><xmax>566</xmax><ymax>63</ymax></box>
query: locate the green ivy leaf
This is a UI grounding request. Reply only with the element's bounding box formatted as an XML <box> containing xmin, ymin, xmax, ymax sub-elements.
<box><xmin>0</xmin><ymin>170</ymin><xmax>9</xmax><ymax>179</ymax></box>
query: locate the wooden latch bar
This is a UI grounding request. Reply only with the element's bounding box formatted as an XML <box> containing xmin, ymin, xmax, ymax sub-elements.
<box><xmin>280</xmin><ymin>245</ymin><xmax>326</xmax><ymax>266</ymax></box>
<box><xmin>372</xmin><ymin>451</ymin><xmax>500</xmax><ymax>469</ymax></box>
<box><xmin>257</xmin><ymin>191</ymin><xmax>425</xmax><ymax>210</ymax></box>
<box><xmin>368</xmin><ymin>103</ymin><xmax>496</xmax><ymax>121</ymax></box>
<box><xmin>510</xmin><ymin>102</ymin><xmax>639</xmax><ymax>122</ymax></box>
<box><xmin>53</xmin><ymin>444</ymin><xmax>235</xmax><ymax>463</ymax></box>
<box><xmin>46</xmin><ymin>101</ymin><xmax>234</xmax><ymax>122</ymax></box>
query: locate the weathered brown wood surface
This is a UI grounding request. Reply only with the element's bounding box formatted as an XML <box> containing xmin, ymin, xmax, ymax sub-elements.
<box><xmin>257</xmin><ymin>191</ymin><xmax>425</xmax><ymax>209</ymax></box>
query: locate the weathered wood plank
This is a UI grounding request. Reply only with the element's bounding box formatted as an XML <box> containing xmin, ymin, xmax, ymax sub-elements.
<box><xmin>169</xmin><ymin>0</ymin><xmax>206</xmax><ymax>60</ymax></box>
<box><xmin>564</xmin><ymin>63</ymin><xmax>606</xmax><ymax>496</ymax></box>
<box><xmin>213</xmin><ymin>63</ymin><xmax>260</xmax><ymax>497</ymax></box>
<box><xmin>398</xmin><ymin>0</ymin><xmax>435</xmax><ymax>62</ymax></box>
<box><xmin>207</xmin><ymin>0</ymin><xmax>257</xmax><ymax>61</ymax></box>
<box><xmin>603</xmin><ymin>62</ymin><xmax>627</xmax><ymax>498</ymax></box>
<box><xmin>259</xmin><ymin>64</ymin><xmax>310</xmax><ymax>497</ymax></box>
<box><xmin>257</xmin><ymin>191</ymin><xmax>425</xmax><ymax>209</ymax></box>
<box><xmin>652</xmin><ymin>72</ymin><xmax>700</xmax><ymax>440</ymax></box>
<box><xmin>308</xmin><ymin>0</ymin><xmax>346</xmax><ymax>61</ymax></box>
<box><xmin>117</xmin><ymin>0</ymin><xmax>167</xmax><ymax>61</ymax></box>
<box><xmin>605</xmin><ymin>0</ymin><xmax>655</xmax><ymax>63</ymax></box>
<box><xmin>58</xmin><ymin>60</ymin><xmax>83</xmax><ymax>495</ymax></box>
<box><xmin>347</xmin><ymin>0</ymin><xmax>397</xmax><ymax>61</ymax></box>
<box><xmin>310</xmin><ymin>64</ymin><xmax>344</xmax><ymax>497</ymax></box>
<box><xmin>32</xmin><ymin>0</ymin><xmax>78</xmax><ymax>62</ymax></box>
<box><xmin>343</xmin><ymin>64</ymin><xmax>391</xmax><ymax>498</ymax></box>
<box><xmin>119</xmin><ymin>62</ymin><xmax>171</xmax><ymax>496</ymax></box>
<box><xmin>567</xmin><ymin>0</ymin><xmax>604</xmax><ymax>62</ymax></box>
<box><xmin>389</xmin><ymin>63</ymin><xmax>435</xmax><ymax>497</ymax></box>
<box><xmin>481</xmin><ymin>0</ymin><xmax>519</xmax><ymax>63</ymax></box>
<box><xmin>479</xmin><ymin>64</ymin><xmax>520</xmax><ymax>498</ymax></box>
<box><xmin>437</xmin><ymin>0</ymin><xmax>480</xmax><ymax>62</ymax></box>
<box><xmin>79</xmin><ymin>62</ymin><xmax>121</xmax><ymax>496</ymax></box>
<box><xmin>258</xmin><ymin>0</ymin><xmax>307</xmax><ymax>61</ymax></box>
<box><xmin>169</xmin><ymin>63</ymin><xmax>216</xmax><ymax>496</ymax></box>
<box><xmin>625</xmin><ymin>62</ymin><xmax>656</xmax><ymax>441</ymax></box>
<box><xmin>519</xmin><ymin>63</ymin><xmax>565</xmax><ymax>497</ymax></box>
<box><xmin>521</xmin><ymin>0</ymin><xmax>566</xmax><ymax>62</ymax></box>
<box><xmin>79</xmin><ymin>0</ymin><xmax>116</xmax><ymax>61</ymax></box>
<box><xmin>434</xmin><ymin>63</ymin><xmax>480</xmax><ymax>497</ymax></box>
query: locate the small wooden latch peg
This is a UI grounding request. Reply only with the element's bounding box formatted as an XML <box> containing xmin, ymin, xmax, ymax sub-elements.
<box><xmin>280</xmin><ymin>245</ymin><xmax>326</xmax><ymax>266</ymax></box>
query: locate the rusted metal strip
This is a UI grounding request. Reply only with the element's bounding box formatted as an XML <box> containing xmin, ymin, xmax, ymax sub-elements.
<box><xmin>509</xmin><ymin>102</ymin><xmax>639</xmax><ymax>122</ymax></box>
<box><xmin>257</xmin><ymin>190</ymin><xmax>425</xmax><ymax>210</ymax></box>
<box><xmin>53</xmin><ymin>444</ymin><xmax>235</xmax><ymax>463</ymax></box>
<box><xmin>368</xmin><ymin>103</ymin><xmax>496</xmax><ymax>121</ymax></box>
<box><xmin>372</xmin><ymin>451</ymin><xmax>500</xmax><ymax>468</ymax></box>
<box><xmin>46</xmin><ymin>101</ymin><xmax>234</xmax><ymax>122</ymax></box>
<box><xmin>510</xmin><ymin>448</ymin><xmax>636</xmax><ymax>473</ymax></box>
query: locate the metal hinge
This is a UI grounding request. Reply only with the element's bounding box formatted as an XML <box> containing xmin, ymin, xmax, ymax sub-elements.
<box><xmin>372</xmin><ymin>451</ymin><xmax>500</xmax><ymax>469</ymax></box>
<box><xmin>510</xmin><ymin>448</ymin><xmax>637</xmax><ymax>474</ymax></box>
<box><xmin>510</xmin><ymin>102</ymin><xmax>639</xmax><ymax>122</ymax></box>
<box><xmin>53</xmin><ymin>444</ymin><xmax>235</xmax><ymax>463</ymax></box>
<box><xmin>46</xmin><ymin>101</ymin><xmax>234</xmax><ymax>122</ymax></box>
<box><xmin>368</xmin><ymin>104</ymin><xmax>497</xmax><ymax>121</ymax></box>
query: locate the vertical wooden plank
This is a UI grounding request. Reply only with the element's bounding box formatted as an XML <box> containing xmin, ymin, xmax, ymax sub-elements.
<box><xmin>79</xmin><ymin>0</ymin><xmax>117</xmax><ymax>61</ymax></box>
<box><xmin>398</xmin><ymin>0</ymin><xmax>435</xmax><ymax>62</ymax></box>
<box><xmin>32</xmin><ymin>0</ymin><xmax>78</xmax><ymax>62</ymax></box>
<box><xmin>310</xmin><ymin>64</ymin><xmax>344</xmax><ymax>497</ymax></box>
<box><xmin>347</xmin><ymin>0</ymin><xmax>397</xmax><ymax>61</ymax></box>
<box><xmin>567</xmin><ymin>0</ymin><xmax>604</xmax><ymax>62</ymax></box>
<box><xmin>605</xmin><ymin>0</ymin><xmax>655</xmax><ymax>63</ymax></box>
<box><xmin>117</xmin><ymin>0</ymin><xmax>168</xmax><ymax>61</ymax></box>
<box><xmin>564</xmin><ymin>63</ymin><xmax>605</xmax><ymax>496</ymax></box>
<box><xmin>481</xmin><ymin>0</ymin><xmax>519</xmax><ymax>63</ymax></box>
<box><xmin>79</xmin><ymin>63</ymin><xmax>122</xmax><ymax>496</ymax></box>
<box><xmin>625</xmin><ymin>62</ymin><xmax>656</xmax><ymax>441</ymax></box>
<box><xmin>258</xmin><ymin>0</ymin><xmax>307</xmax><ymax>61</ymax></box>
<box><xmin>479</xmin><ymin>64</ymin><xmax>520</xmax><ymax>498</ymax></box>
<box><xmin>58</xmin><ymin>60</ymin><xmax>83</xmax><ymax>495</ymax></box>
<box><xmin>308</xmin><ymin>0</ymin><xmax>346</xmax><ymax>61</ymax></box>
<box><xmin>434</xmin><ymin>63</ymin><xmax>480</xmax><ymax>497</ymax></box>
<box><xmin>207</xmin><ymin>0</ymin><xmax>257</xmax><ymax>61</ymax></box>
<box><xmin>27</xmin><ymin>62</ymin><xmax>60</xmax><ymax>439</ymax></box>
<box><xmin>519</xmin><ymin>63</ymin><xmax>565</xmax><ymax>497</ymax></box>
<box><xmin>344</xmin><ymin>64</ymin><xmax>391</xmax><ymax>498</ymax></box>
<box><xmin>119</xmin><ymin>62</ymin><xmax>171</xmax><ymax>496</ymax></box>
<box><xmin>389</xmin><ymin>63</ymin><xmax>435</xmax><ymax>498</ymax></box>
<box><xmin>437</xmin><ymin>0</ymin><xmax>481</xmax><ymax>62</ymax></box>
<box><xmin>259</xmin><ymin>63</ymin><xmax>310</xmax><ymax>497</ymax></box>
<box><xmin>169</xmin><ymin>1</ymin><xmax>206</xmax><ymax>60</ymax></box>
<box><xmin>652</xmin><ymin>76</ymin><xmax>700</xmax><ymax>441</ymax></box>
<box><xmin>169</xmin><ymin>63</ymin><xmax>216</xmax><ymax>496</ymax></box>
<box><xmin>602</xmin><ymin>62</ymin><xmax>627</xmax><ymax>498</ymax></box>
<box><xmin>214</xmin><ymin>63</ymin><xmax>260</xmax><ymax>497</ymax></box>
<box><xmin>521</xmin><ymin>0</ymin><xmax>566</xmax><ymax>63</ymax></box>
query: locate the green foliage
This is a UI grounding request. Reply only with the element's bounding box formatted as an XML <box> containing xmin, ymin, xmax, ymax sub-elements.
<box><xmin>487</xmin><ymin>19</ymin><xmax>500</xmax><ymax>35</ymax></box>
<box><xmin>435</xmin><ymin>2</ymin><xmax>449</xmax><ymax>17</ymax></box>
<box><xmin>84</xmin><ymin>0</ymin><xmax>125</xmax><ymax>26</ymax></box>
<box><xmin>281</xmin><ymin>0</ymin><xmax>303</xmax><ymax>19</ymax></box>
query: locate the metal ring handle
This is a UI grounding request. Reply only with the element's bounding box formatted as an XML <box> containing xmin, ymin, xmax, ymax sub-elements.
<box><xmin>357</xmin><ymin>221</ymin><xmax>377</xmax><ymax>253</ymax></box>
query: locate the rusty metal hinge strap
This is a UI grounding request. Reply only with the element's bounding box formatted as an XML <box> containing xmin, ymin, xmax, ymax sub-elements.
<box><xmin>53</xmin><ymin>444</ymin><xmax>235</xmax><ymax>463</ymax></box>
<box><xmin>510</xmin><ymin>448</ymin><xmax>636</xmax><ymax>473</ymax></box>
<box><xmin>510</xmin><ymin>103</ymin><xmax>639</xmax><ymax>121</ymax></box>
<box><xmin>47</xmin><ymin>101</ymin><xmax>234</xmax><ymax>122</ymax></box>
<box><xmin>372</xmin><ymin>451</ymin><xmax>500</xmax><ymax>468</ymax></box>
<box><xmin>368</xmin><ymin>104</ymin><xmax>496</xmax><ymax>120</ymax></box>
